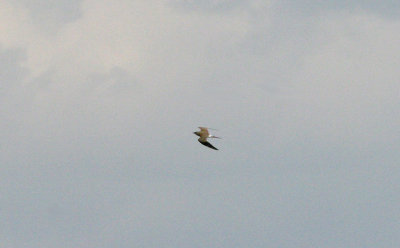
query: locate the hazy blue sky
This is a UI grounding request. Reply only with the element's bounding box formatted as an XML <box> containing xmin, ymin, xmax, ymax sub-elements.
<box><xmin>1</xmin><ymin>0</ymin><xmax>399</xmax><ymax>247</ymax></box>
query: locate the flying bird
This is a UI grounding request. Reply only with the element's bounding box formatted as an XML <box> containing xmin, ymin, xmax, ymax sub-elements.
<box><xmin>193</xmin><ymin>127</ymin><xmax>221</xmax><ymax>150</ymax></box>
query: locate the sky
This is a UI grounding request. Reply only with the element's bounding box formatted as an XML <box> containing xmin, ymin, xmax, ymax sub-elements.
<box><xmin>1</xmin><ymin>0</ymin><xmax>400</xmax><ymax>247</ymax></box>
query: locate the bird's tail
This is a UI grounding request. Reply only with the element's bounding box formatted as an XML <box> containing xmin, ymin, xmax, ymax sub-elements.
<box><xmin>210</xmin><ymin>135</ymin><xmax>221</xmax><ymax>139</ymax></box>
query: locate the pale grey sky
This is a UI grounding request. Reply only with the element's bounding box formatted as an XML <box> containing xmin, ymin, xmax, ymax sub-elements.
<box><xmin>1</xmin><ymin>0</ymin><xmax>400</xmax><ymax>247</ymax></box>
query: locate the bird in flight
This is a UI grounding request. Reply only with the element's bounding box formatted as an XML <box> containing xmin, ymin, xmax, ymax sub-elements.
<box><xmin>193</xmin><ymin>127</ymin><xmax>221</xmax><ymax>150</ymax></box>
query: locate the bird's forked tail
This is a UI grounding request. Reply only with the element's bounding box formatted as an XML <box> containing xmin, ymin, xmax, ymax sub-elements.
<box><xmin>210</xmin><ymin>135</ymin><xmax>221</xmax><ymax>139</ymax></box>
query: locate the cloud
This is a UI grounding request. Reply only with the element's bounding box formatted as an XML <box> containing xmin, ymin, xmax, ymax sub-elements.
<box><xmin>1</xmin><ymin>0</ymin><xmax>399</xmax><ymax>247</ymax></box>
<box><xmin>286</xmin><ymin>13</ymin><xmax>400</xmax><ymax>145</ymax></box>
<box><xmin>0</xmin><ymin>47</ymin><xmax>28</xmax><ymax>96</ymax></box>
<box><xmin>277</xmin><ymin>0</ymin><xmax>400</xmax><ymax>19</ymax></box>
<box><xmin>12</xmin><ymin>0</ymin><xmax>82</xmax><ymax>33</ymax></box>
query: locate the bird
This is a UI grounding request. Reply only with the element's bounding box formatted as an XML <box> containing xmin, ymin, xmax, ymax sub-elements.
<box><xmin>193</xmin><ymin>127</ymin><xmax>221</xmax><ymax>150</ymax></box>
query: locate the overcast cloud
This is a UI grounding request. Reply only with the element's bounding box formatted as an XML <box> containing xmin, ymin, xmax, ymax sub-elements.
<box><xmin>1</xmin><ymin>0</ymin><xmax>399</xmax><ymax>247</ymax></box>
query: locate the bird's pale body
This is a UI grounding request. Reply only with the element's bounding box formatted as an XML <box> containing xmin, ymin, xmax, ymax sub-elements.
<box><xmin>193</xmin><ymin>127</ymin><xmax>220</xmax><ymax>150</ymax></box>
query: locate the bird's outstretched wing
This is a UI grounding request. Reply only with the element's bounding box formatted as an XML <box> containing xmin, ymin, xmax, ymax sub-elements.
<box><xmin>198</xmin><ymin>127</ymin><xmax>209</xmax><ymax>136</ymax></box>
<box><xmin>199</xmin><ymin>140</ymin><xmax>218</xmax><ymax>150</ymax></box>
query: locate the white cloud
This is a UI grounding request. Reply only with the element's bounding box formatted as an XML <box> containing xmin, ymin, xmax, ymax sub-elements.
<box><xmin>2</xmin><ymin>0</ymin><xmax>254</xmax><ymax>77</ymax></box>
<box><xmin>284</xmin><ymin>13</ymin><xmax>400</xmax><ymax>146</ymax></box>
<box><xmin>1</xmin><ymin>0</ymin><xmax>400</xmax><ymax>247</ymax></box>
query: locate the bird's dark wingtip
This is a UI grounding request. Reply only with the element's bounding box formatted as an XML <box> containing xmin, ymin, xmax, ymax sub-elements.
<box><xmin>199</xmin><ymin>140</ymin><xmax>218</xmax><ymax>150</ymax></box>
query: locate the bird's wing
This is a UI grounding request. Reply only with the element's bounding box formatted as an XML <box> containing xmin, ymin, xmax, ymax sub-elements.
<box><xmin>198</xmin><ymin>140</ymin><xmax>218</xmax><ymax>150</ymax></box>
<box><xmin>198</xmin><ymin>133</ymin><xmax>208</xmax><ymax>142</ymax></box>
<box><xmin>198</xmin><ymin>127</ymin><xmax>209</xmax><ymax>134</ymax></box>
<box><xmin>198</xmin><ymin>127</ymin><xmax>209</xmax><ymax>139</ymax></box>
